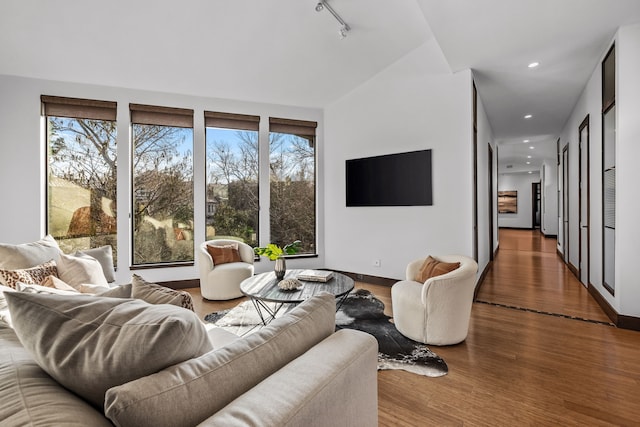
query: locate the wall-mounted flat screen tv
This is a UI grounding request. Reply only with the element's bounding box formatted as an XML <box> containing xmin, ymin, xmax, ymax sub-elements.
<box><xmin>346</xmin><ymin>149</ymin><xmax>432</xmax><ymax>207</ymax></box>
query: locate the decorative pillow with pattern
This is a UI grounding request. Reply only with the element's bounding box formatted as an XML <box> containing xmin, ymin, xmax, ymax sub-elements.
<box><xmin>0</xmin><ymin>260</ymin><xmax>58</xmax><ymax>290</ymax></box>
<box><xmin>131</xmin><ymin>274</ymin><xmax>195</xmax><ymax>312</ymax></box>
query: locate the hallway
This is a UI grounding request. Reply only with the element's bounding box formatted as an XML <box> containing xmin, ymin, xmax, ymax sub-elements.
<box><xmin>476</xmin><ymin>228</ymin><xmax>610</xmax><ymax>324</ymax></box>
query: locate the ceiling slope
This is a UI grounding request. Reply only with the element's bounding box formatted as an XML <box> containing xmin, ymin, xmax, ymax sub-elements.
<box><xmin>0</xmin><ymin>0</ymin><xmax>429</xmax><ymax>108</ymax></box>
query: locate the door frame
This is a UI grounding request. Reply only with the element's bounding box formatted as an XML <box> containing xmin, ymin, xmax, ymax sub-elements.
<box><xmin>531</xmin><ymin>182</ymin><xmax>541</xmax><ymax>230</ymax></box>
<box><xmin>578</xmin><ymin>115</ymin><xmax>590</xmax><ymax>287</ymax></box>
<box><xmin>562</xmin><ymin>144</ymin><xmax>570</xmax><ymax>264</ymax></box>
<box><xmin>488</xmin><ymin>143</ymin><xmax>494</xmax><ymax>261</ymax></box>
<box><xmin>472</xmin><ymin>82</ymin><xmax>478</xmax><ymax>262</ymax></box>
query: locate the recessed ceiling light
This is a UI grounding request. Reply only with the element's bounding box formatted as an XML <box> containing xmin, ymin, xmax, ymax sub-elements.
<box><xmin>529</xmin><ymin>146</ymin><xmax>534</xmax><ymax>149</ymax></box>
<box><xmin>528</xmin><ymin>62</ymin><xmax>539</xmax><ymax>68</ymax></box>
<box><xmin>523</xmin><ymin>139</ymin><xmax>530</xmax><ymax>143</ymax></box>
<box><xmin>527</xmin><ymin>155</ymin><xmax>532</xmax><ymax>159</ymax></box>
<box><xmin>526</xmin><ymin>161</ymin><xmax>531</xmax><ymax>164</ymax></box>
<box><xmin>524</xmin><ymin>114</ymin><xmax>533</xmax><ymax>119</ymax></box>
<box><xmin>528</xmin><ymin>171</ymin><xmax>533</xmax><ymax>174</ymax></box>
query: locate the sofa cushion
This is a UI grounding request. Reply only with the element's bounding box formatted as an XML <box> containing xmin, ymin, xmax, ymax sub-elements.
<box><xmin>0</xmin><ymin>323</ymin><xmax>112</xmax><ymax>426</ymax></box>
<box><xmin>206</xmin><ymin>243</ymin><xmax>242</xmax><ymax>265</ymax></box>
<box><xmin>76</xmin><ymin>245</ymin><xmax>116</xmax><ymax>282</ymax></box>
<box><xmin>132</xmin><ymin>274</ymin><xmax>195</xmax><ymax>311</ymax></box>
<box><xmin>5</xmin><ymin>292</ymin><xmax>213</xmax><ymax>409</ymax></box>
<box><xmin>104</xmin><ymin>293</ymin><xmax>336</xmax><ymax>427</ymax></box>
<box><xmin>0</xmin><ymin>259</ymin><xmax>59</xmax><ymax>289</ymax></box>
<box><xmin>16</xmin><ymin>282</ymin><xmax>83</xmax><ymax>296</ymax></box>
<box><xmin>416</xmin><ymin>256</ymin><xmax>461</xmax><ymax>283</ymax></box>
<box><xmin>0</xmin><ymin>234</ymin><xmax>60</xmax><ymax>270</ymax></box>
<box><xmin>57</xmin><ymin>252</ymin><xmax>109</xmax><ymax>289</ymax></box>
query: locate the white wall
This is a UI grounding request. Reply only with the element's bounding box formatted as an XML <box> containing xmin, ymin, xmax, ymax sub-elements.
<box><xmin>0</xmin><ymin>74</ymin><xmax>324</xmax><ymax>285</ymax></box>
<box><xmin>557</xmin><ymin>22</ymin><xmax>640</xmax><ymax>318</ymax></box>
<box><xmin>558</xmin><ymin>50</ymin><xmax>603</xmax><ymax>288</ymax></box>
<box><xmin>616</xmin><ymin>23</ymin><xmax>640</xmax><ymax>317</ymax></box>
<box><xmin>497</xmin><ymin>173</ymin><xmax>540</xmax><ymax>229</ymax></box>
<box><xmin>324</xmin><ymin>39</ymin><xmax>475</xmax><ymax>280</ymax></box>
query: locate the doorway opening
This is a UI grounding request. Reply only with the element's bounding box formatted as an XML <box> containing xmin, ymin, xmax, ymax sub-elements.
<box><xmin>531</xmin><ymin>182</ymin><xmax>541</xmax><ymax>230</ymax></box>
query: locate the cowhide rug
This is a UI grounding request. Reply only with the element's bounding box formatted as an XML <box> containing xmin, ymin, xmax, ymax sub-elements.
<box><xmin>205</xmin><ymin>289</ymin><xmax>448</xmax><ymax>377</ymax></box>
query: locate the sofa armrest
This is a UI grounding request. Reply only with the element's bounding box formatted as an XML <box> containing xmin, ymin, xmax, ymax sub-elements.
<box><xmin>198</xmin><ymin>329</ymin><xmax>379</xmax><ymax>427</ymax></box>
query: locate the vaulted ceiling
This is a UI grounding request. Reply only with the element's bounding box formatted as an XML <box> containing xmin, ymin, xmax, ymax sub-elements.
<box><xmin>2</xmin><ymin>0</ymin><xmax>640</xmax><ymax>174</ymax></box>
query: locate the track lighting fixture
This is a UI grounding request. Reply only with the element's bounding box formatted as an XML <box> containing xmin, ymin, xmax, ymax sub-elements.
<box><xmin>315</xmin><ymin>1</ymin><xmax>351</xmax><ymax>39</ymax></box>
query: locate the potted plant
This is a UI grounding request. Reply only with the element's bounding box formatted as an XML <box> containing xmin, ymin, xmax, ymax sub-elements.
<box><xmin>254</xmin><ymin>240</ymin><xmax>301</xmax><ymax>280</ymax></box>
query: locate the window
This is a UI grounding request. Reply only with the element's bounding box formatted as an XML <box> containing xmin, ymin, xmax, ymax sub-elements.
<box><xmin>269</xmin><ymin>117</ymin><xmax>317</xmax><ymax>255</ymax></box>
<box><xmin>43</xmin><ymin>96</ymin><xmax>118</xmax><ymax>260</ymax></box>
<box><xmin>130</xmin><ymin>104</ymin><xmax>194</xmax><ymax>265</ymax></box>
<box><xmin>205</xmin><ymin>112</ymin><xmax>259</xmax><ymax>246</ymax></box>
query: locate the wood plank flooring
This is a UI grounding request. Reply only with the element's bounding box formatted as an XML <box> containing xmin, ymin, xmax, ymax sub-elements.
<box><xmin>187</xmin><ymin>229</ymin><xmax>640</xmax><ymax>426</ymax></box>
<box><xmin>476</xmin><ymin>229</ymin><xmax>611</xmax><ymax>323</ymax></box>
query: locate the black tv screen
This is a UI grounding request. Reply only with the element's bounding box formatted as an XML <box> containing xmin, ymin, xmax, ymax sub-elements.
<box><xmin>346</xmin><ymin>149</ymin><xmax>432</xmax><ymax>207</ymax></box>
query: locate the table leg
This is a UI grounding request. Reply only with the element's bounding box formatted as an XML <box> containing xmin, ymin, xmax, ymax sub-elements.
<box><xmin>250</xmin><ymin>297</ymin><xmax>285</xmax><ymax>326</ymax></box>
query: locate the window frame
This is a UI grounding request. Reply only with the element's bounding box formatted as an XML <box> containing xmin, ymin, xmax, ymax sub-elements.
<box><xmin>268</xmin><ymin>117</ymin><xmax>318</xmax><ymax>257</ymax></box>
<box><xmin>204</xmin><ymin>111</ymin><xmax>261</xmax><ymax>248</ymax></box>
<box><xmin>130</xmin><ymin>103</ymin><xmax>195</xmax><ymax>268</ymax></box>
<box><xmin>42</xmin><ymin>95</ymin><xmax>119</xmax><ymax>258</ymax></box>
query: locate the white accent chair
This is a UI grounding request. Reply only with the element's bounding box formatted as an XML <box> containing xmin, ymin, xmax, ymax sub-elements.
<box><xmin>198</xmin><ymin>239</ymin><xmax>255</xmax><ymax>300</ymax></box>
<box><xmin>391</xmin><ymin>255</ymin><xmax>478</xmax><ymax>346</ymax></box>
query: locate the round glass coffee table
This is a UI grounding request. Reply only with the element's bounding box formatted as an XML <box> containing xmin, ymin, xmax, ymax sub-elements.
<box><xmin>240</xmin><ymin>269</ymin><xmax>354</xmax><ymax>325</ymax></box>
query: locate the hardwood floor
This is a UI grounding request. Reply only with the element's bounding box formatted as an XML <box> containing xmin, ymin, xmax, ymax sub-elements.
<box><xmin>187</xmin><ymin>229</ymin><xmax>640</xmax><ymax>426</ymax></box>
<box><xmin>476</xmin><ymin>229</ymin><xmax>611</xmax><ymax>323</ymax></box>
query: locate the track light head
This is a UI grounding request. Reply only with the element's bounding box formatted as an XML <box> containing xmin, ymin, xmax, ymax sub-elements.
<box><xmin>338</xmin><ymin>24</ymin><xmax>350</xmax><ymax>39</ymax></box>
<box><xmin>315</xmin><ymin>0</ymin><xmax>350</xmax><ymax>39</ymax></box>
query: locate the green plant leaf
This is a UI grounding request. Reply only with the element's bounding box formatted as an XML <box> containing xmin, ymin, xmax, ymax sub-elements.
<box><xmin>254</xmin><ymin>240</ymin><xmax>300</xmax><ymax>260</ymax></box>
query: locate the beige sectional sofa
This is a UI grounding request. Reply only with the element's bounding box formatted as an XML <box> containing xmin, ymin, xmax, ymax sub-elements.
<box><xmin>0</xmin><ymin>292</ymin><xmax>379</xmax><ymax>426</ymax></box>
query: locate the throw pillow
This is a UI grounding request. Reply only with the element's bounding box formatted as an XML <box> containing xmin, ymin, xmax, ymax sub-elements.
<box><xmin>98</xmin><ymin>283</ymin><xmax>132</xmax><ymax>298</ymax></box>
<box><xmin>0</xmin><ymin>285</ymin><xmax>12</xmax><ymax>327</ymax></box>
<box><xmin>76</xmin><ymin>245</ymin><xmax>116</xmax><ymax>283</ymax></box>
<box><xmin>57</xmin><ymin>252</ymin><xmax>109</xmax><ymax>289</ymax></box>
<box><xmin>415</xmin><ymin>256</ymin><xmax>461</xmax><ymax>283</ymax></box>
<box><xmin>41</xmin><ymin>275</ymin><xmax>79</xmax><ymax>292</ymax></box>
<box><xmin>0</xmin><ymin>235</ymin><xmax>61</xmax><ymax>270</ymax></box>
<box><xmin>0</xmin><ymin>260</ymin><xmax>58</xmax><ymax>289</ymax></box>
<box><xmin>16</xmin><ymin>282</ymin><xmax>83</xmax><ymax>296</ymax></box>
<box><xmin>206</xmin><ymin>243</ymin><xmax>242</xmax><ymax>266</ymax></box>
<box><xmin>78</xmin><ymin>283</ymin><xmax>112</xmax><ymax>294</ymax></box>
<box><xmin>4</xmin><ymin>292</ymin><xmax>213</xmax><ymax>409</ymax></box>
<box><xmin>131</xmin><ymin>274</ymin><xmax>195</xmax><ymax>312</ymax></box>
